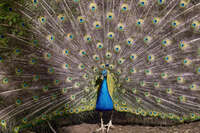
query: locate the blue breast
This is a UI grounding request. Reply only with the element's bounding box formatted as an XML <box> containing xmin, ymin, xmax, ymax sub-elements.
<box><xmin>95</xmin><ymin>77</ymin><xmax>114</xmax><ymax>111</ymax></box>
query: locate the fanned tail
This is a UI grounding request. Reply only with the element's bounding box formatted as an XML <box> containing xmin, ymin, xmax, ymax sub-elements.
<box><xmin>0</xmin><ymin>0</ymin><xmax>200</xmax><ymax>132</ymax></box>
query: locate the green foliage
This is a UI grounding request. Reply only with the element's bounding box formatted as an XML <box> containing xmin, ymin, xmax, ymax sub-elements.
<box><xmin>0</xmin><ymin>0</ymin><xmax>26</xmax><ymax>46</ymax></box>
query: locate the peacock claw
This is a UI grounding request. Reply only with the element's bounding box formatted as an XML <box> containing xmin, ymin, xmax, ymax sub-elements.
<box><xmin>96</xmin><ymin>125</ymin><xmax>106</xmax><ymax>133</ymax></box>
<box><xmin>96</xmin><ymin>118</ymin><xmax>106</xmax><ymax>133</ymax></box>
<box><xmin>105</xmin><ymin>120</ymin><xmax>114</xmax><ymax>133</ymax></box>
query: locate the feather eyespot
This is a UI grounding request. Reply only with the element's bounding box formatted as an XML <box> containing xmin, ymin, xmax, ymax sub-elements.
<box><xmin>93</xmin><ymin>21</ymin><xmax>101</xmax><ymax>29</ymax></box>
<box><xmin>84</xmin><ymin>35</ymin><xmax>92</xmax><ymax>42</ymax></box>
<box><xmin>89</xmin><ymin>3</ymin><xmax>97</xmax><ymax>11</ymax></box>
<box><xmin>93</xmin><ymin>55</ymin><xmax>100</xmax><ymax>61</ymax></box>
<box><xmin>136</xmin><ymin>19</ymin><xmax>144</xmax><ymax>27</ymax></box>
<box><xmin>58</xmin><ymin>14</ymin><xmax>65</xmax><ymax>22</ymax></box>
<box><xmin>77</xmin><ymin>16</ymin><xmax>85</xmax><ymax>23</ymax></box>
<box><xmin>139</xmin><ymin>0</ymin><xmax>148</xmax><ymax>7</ymax></box>
<box><xmin>97</xmin><ymin>42</ymin><xmax>104</xmax><ymax>49</ymax></box>
<box><xmin>39</xmin><ymin>17</ymin><xmax>46</xmax><ymax>24</ymax></box>
<box><xmin>121</xmin><ymin>4</ymin><xmax>129</xmax><ymax>12</ymax></box>
<box><xmin>107</xmin><ymin>12</ymin><xmax>114</xmax><ymax>20</ymax></box>
<box><xmin>114</xmin><ymin>45</ymin><xmax>121</xmax><ymax>53</ymax></box>
<box><xmin>157</xmin><ymin>0</ymin><xmax>165</xmax><ymax>5</ymax></box>
<box><xmin>107</xmin><ymin>32</ymin><xmax>115</xmax><ymax>39</ymax></box>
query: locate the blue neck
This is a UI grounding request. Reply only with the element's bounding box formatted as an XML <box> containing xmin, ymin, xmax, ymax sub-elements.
<box><xmin>95</xmin><ymin>76</ymin><xmax>114</xmax><ymax>111</ymax></box>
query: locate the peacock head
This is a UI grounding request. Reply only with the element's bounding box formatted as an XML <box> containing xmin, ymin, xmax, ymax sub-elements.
<box><xmin>102</xmin><ymin>69</ymin><xmax>107</xmax><ymax>77</ymax></box>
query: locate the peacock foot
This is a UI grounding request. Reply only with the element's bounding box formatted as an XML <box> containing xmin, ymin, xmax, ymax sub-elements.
<box><xmin>96</xmin><ymin>118</ymin><xmax>106</xmax><ymax>133</ymax></box>
<box><xmin>105</xmin><ymin>120</ymin><xmax>114</xmax><ymax>133</ymax></box>
<box><xmin>96</xmin><ymin>126</ymin><xmax>106</xmax><ymax>133</ymax></box>
<box><xmin>96</xmin><ymin>124</ymin><xmax>106</xmax><ymax>133</ymax></box>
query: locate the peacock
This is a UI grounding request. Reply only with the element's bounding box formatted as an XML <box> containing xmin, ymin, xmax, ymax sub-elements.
<box><xmin>0</xmin><ymin>0</ymin><xmax>200</xmax><ymax>132</ymax></box>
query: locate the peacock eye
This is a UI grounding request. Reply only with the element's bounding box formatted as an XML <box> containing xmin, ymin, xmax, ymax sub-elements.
<box><xmin>79</xmin><ymin>64</ymin><xmax>85</xmax><ymax>70</ymax></box>
<box><xmin>163</xmin><ymin>41</ymin><xmax>167</xmax><ymax>44</ymax></box>
<box><xmin>117</xmin><ymin>23</ymin><xmax>125</xmax><ymax>31</ymax></box>
<box><xmin>136</xmin><ymin>19</ymin><xmax>144</xmax><ymax>27</ymax></box>
<box><xmin>64</xmin><ymin>64</ymin><xmax>69</xmax><ymax>69</ymax></box>
<box><xmin>179</xmin><ymin>0</ymin><xmax>188</xmax><ymax>8</ymax></box>
<box><xmin>114</xmin><ymin>45</ymin><xmax>121</xmax><ymax>53</ymax></box>
<box><xmin>58</xmin><ymin>14</ymin><xmax>65</xmax><ymax>21</ymax></box>
<box><xmin>139</xmin><ymin>0</ymin><xmax>148</xmax><ymax>7</ymax></box>
<box><xmin>67</xmin><ymin>33</ymin><xmax>74</xmax><ymax>40</ymax></box>
<box><xmin>118</xmin><ymin>58</ymin><xmax>125</xmax><ymax>64</ymax></box>
<box><xmin>121</xmin><ymin>4</ymin><xmax>129</xmax><ymax>11</ymax></box>
<box><xmin>84</xmin><ymin>35</ymin><xmax>92</xmax><ymax>42</ymax></box>
<box><xmin>93</xmin><ymin>21</ymin><xmax>101</xmax><ymax>29</ymax></box>
<box><xmin>63</xmin><ymin>49</ymin><xmax>69</xmax><ymax>56</ymax></box>
<box><xmin>171</xmin><ymin>20</ymin><xmax>180</xmax><ymax>28</ymax></box>
<box><xmin>130</xmin><ymin>53</ymin><xmax>137</xmax><ymax>61</ymax></box>
<box><xmin>32</xmin><ymin>0</ymin><xmax>38</xmax><ymax>4</ymax></box>
<box><xmin>107</xmin><ymin>12</ymin><xmax>114</xmax><ymax>20</ymax></box>
<box><xmin>78</xmin><ymin>16</ymin><xmax>85</xmax><ymax>23</ymax></box>
<box><xmin>147</xmin><ymin>54</ymin><xmax>155</xmax><ymax>62</ymax></box>
<box><xmin>106</xmin><ymin>52</ymin><xmax>112</xmax><ymax>59</ymax></box>
<box><xmin>93</xmin><ymin>55</ymin><xmax>100</xmax><ymax>61</ymax></box>
<box><xmin>152</xmin><ymin>17</ymin><xmax>160</xmax><ymax>24</ymax></box>
<box><xmin>89</xmin><ymin>3</ymin><xmax>97</xmax><ymax>11</ymax></box>
<box><xmin>39</xmin><ymin>17</ymin><xmax>46</xmax><ymax>24</ymax></box>
<box><xmin>47</xmin><ymin>35</ymin><xmax>55</xmax><ymax>42</ymax></box>
<box><xmin>107</xmin><ymin>32</ymin><xmax>115</xmax><ymax>39</ymax></box>
<box><xmin>158</xmin><ymin>0</ymin><xmax>165</xmax><ymax>5</ymax></box>
<box><xmin>16</xmin><ymin>99</ymin><xmax>22</xmax><ymax>105</ymax></box>
<box><xmin>191</xmin><ymin>20</ymin><xmax>199</xmax><ymax>30</ymax></box>
<box><xmin>143</xmin><ymin>36</ymin><xmax>152</xmax><ymax>44</ymax></box>
<box><xmin>79</xmin><ymin>50</ymin><xmax>87</xmax><ymax>56</ymax></box>
<box><xmin>109</xmin><ymin>64</ymin><xmax>114</xmax><ymax>69</ymax></box>
<box><xmin>97</xmin><ymin>42</ymin><xmax>104</xmax><ymax>49</ymax></box>
<box><xmin>2</xmin><ymin>77</ymin><xmax>8</xmax><ymax>84</ymax></box>
<box><xmin>100</xmin><ymin>64</ymin><xmax>105</xmax><ymax>69</ymax></box>
<box><xmin>126</xmin><ymin>38</ymin><xmax>134</xmax><ymax>46</ymax></box>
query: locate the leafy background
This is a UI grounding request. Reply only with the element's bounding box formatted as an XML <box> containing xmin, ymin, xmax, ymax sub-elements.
<box><xmin>0</xmin><ymin>0</ymin><xmax>27</xmax><ymax>47</ymax></box>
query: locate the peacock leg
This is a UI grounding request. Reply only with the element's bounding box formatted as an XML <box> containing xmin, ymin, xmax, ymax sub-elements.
<box><xmin>105</xmin><ymin>111</ymin><xmax>114</xmax><ymax>132</ymax></box>
<box><xmin>96</xmin><ymin>112</ymin><xmax>106</xmax><ymax>133</ymax></box>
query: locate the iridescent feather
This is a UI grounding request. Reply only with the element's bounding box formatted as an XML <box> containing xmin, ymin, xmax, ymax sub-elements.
<box><xmin>0</xmin><ymin>0</ymin><xmax>200</xmax><ymax>132</ymax></box>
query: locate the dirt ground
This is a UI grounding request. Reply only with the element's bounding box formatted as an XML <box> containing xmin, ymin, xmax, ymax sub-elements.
<box><xmin>57</xmin><ymin>122</ymin><xmax>200</xmax><ymax>133</ymax></box>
